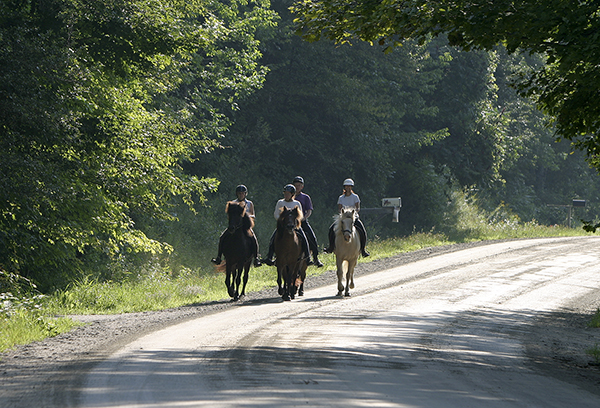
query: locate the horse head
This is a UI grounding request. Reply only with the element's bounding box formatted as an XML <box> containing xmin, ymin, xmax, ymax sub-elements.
<box><xmin>277</xmin><ymin>206</ymin><xmax>303</xmax><ymax>234</ymax></box>
<box><xmin>226</xmin><ymin>201</ymin><xmax>252</xmax><ymax>233</ymax></box>
<box><xmin>338</xmin><ymin>207</ymin><xmax>357</xmax><ymax>242</ymax></box>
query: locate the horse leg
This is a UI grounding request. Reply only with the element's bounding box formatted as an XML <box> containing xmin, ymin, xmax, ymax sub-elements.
<box><xmin>336</xmin><ymin>258</ymin><xmax>345</xmax><ymax>297</ymax></box>
<box><xmin>282</xmin><ymin>266</ymin><xmax>291</xmax><ymax>301</ymax></box>
<box><xmin>232</xmin><ymin>267</ymin><xmax>243</xmax><ymax>301</ymax></box>
<box><xmin>297</xmin><ymin>263</ymin><xmax>306</xmax><ymax>296</ymax></box>
<box><xmin>276</xmin><ymin>265</ymin><xmax>284</xmax><ymax>296</ymax></box>
<box><xmin>240</xmin><ymin>262</ymin><xmax>250</xmax><ymax>298</ymax></box>
<box><xmin>225</xmin><ymin>267</ymin><xmax>235</xmax><ymax>298</ymax></box>
<box><xmin>348</xmin><ymin>259</ymin><xmax>357</xmax><ymax>289</ymax></box>
<box><xmin>344</xmin><ymin>258</ymin><xmax>357</xmax><ymax>297</ymax></box>
<box><xmin>289</xmin><ymin>266</ymin><xmax>299</xmax><ymax>300</ymax></box>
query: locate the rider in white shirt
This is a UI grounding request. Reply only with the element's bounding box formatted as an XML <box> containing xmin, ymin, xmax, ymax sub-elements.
<box><xmin>262</xmin><ymin>184</ymin><xmax>313</xmax><ymax>266</ymax></box>
<box><xmin>323</xmin><ymin>178</ymin><xmax>370</xmax><ymax>257</ymax></box>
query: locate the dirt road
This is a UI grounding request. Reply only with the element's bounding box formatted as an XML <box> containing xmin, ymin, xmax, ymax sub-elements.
<box><xmin>3</xmin><ymin>237</ymin><xmax>600</xmax><ymax>407</ymax></box>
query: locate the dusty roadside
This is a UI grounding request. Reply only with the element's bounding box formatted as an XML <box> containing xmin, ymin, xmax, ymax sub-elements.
<box><xmin>2</xmin><ymin>239</ymin><xmax>600</xmax><ymax>407</ymax></box>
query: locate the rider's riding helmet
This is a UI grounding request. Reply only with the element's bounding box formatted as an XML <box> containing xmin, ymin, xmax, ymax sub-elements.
<box><xmin>283</xmin><ymin>184</ymin><xmax>296</xmax><ymax>195</ymax></box>
<box><xmin>343</xmin><ymin>178</ymin><xmax>354</xmax><ymax>186</ymax></box>
<box><xmin>235</xmin><ymin>184</ymin><xmax>248</xmax><ymax>193</ymax></box>
<box><xmin>292</xmin><ymin>176</ymin><xmax>304</xmax><ymax>184</ymax></box>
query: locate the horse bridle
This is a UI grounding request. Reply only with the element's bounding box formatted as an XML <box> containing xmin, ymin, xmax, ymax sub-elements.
<box><xmin>228</xmin><ymin>215</ymin><xmax>245</xmax><ymax>233</ymax></box>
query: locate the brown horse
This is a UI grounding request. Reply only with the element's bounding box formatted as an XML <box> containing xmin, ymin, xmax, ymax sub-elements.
<box><xmin>221</xmin><ymin>201</ymin><xmax>255</xmax><ymax>301</ymax></box>
<box><xmin>274</xmin><ymin>206</ymin><xmax>308</xmax><ymax>301</ymax></box>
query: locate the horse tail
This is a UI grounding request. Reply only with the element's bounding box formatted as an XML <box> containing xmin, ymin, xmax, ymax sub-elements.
<box><xmin>215</xmin><ymin>260</ymin><xmax>227</xmax><ymax>273</ymax></box>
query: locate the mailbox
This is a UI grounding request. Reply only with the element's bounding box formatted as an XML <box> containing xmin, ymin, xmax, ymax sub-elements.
<box><xmin>573</xmin><ymin>199</ymin><xmax>586</xmax><ymax>207</ymax></box>
<box><xmin>381</xmin><ymin>197</ymin><xmax>402</xmax><ymax>208</ymax></box>
<box><xmin>382</xmin><ymin>197</ymin><xmax>401</xmax><ymax>222</ymax></box>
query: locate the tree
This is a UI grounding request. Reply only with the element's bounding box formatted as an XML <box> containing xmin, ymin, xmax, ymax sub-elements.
<box><xmin>0</xmin><ymin>0</ymin><xmax>276</xmax><ymax>289</ymax></box>
<box><xmin>290</xmin><ymin>0</ymin><xmax>600</xmax><ymax>167</ymax></box>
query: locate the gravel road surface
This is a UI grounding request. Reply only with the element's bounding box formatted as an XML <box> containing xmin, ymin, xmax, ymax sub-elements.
<box><xmin>2</xmin><ymin>237</ymin><xmax>600</xmax><ymax>407</ymax></box>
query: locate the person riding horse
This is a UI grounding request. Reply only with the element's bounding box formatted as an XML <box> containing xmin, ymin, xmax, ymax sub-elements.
<box><xmin>323</xmin><ymin>178</ymin><xmax>370</xmax><ymax>257</ymax></box>
<box><xmin>212</xmin><ymin>184</ymin><xmax>261</xmax><ymax>267</ymax></box>
<box><xmin>262</xmin><ymin>184</ymin><xmax>313</xmax><ymax>266</ymax></box>
<box><xmin>292</xmin><ymin>176</ymin><xmax>323</xmax><ymax>267</ymax></box>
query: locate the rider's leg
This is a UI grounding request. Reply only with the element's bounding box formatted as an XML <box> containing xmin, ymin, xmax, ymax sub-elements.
<box><xmin>261</xmin><ymin>230</ymin><xmax>276</xmax><ymax>266</ymax></box>
<box><xmin>323</xmin><ymin>223</ymin><xmax>335</xmax><ymax>253</ymax></box>
<box><xmin>211</xmin><ymin>229</ymin><xmax>227</xmax><ymax>264</ymax></box>
<box><xmin>354</xmin><ymin>218</ymin><xmax>370</xmax><ymax>257</ymax></box>
<box><xmin>302</xmin><ymin>220</ymin><xmax>323</xmax><ymax>267</ymax></box>
<box><xmin>296</xmin><ymin>228</ymin><xmax>313</xmax><ymax>265</ymax></box>
<box><xmin>250</xmin><ymin>229</ymin><xmax>262</xmax><ymax>267</ymax></box>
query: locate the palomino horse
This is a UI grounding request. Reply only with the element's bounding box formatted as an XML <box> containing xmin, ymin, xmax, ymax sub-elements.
<box><xmin>221</xmin><ymin>201</ymin><xmax>255</xmax><ymax>301</ymax></box>
<box><xmin>334</xmin><ymin>208</ymin><xmax>361</xmax><ymax>296</ymax></box>
<box><xmin>274</xmin><ymin>206</ymin><xmax>308</xmax><ymax>301</ymax></box>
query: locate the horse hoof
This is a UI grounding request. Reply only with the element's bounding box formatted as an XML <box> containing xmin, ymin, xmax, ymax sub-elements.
<box><xmin>298</xmin><ymin>290</ymin><xmax>304</xmax><ymax>296</ymax></box>
<box><xmin>282</xmin><ymin>294</ymin><xmax>291</xmax><ymax>301</ymax></box>
<box><xmin>336</xmin><ymin>291</ymin><xmax>343</xmax><ymax>297</ymax></box>
<box><xmin>345</xmin><ymin>292</ymin><xmax>351</xmax><ymax>297</ymax></box>
<box><xmin>278</xmin><ymin>287</ymin><xmax>284</xmax><ymax>295</ymax></box>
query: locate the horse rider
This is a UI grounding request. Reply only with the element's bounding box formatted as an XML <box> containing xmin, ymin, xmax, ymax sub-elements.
<box><xmin>262</xmin><ymin>184</ymin><xmax>313</xmax><ymax>266</ymax></box>
<box><xmin>292</xmin><ymin>176</ymin><xmax>323</xmax><ymax>267</ymax></box>
<box><xmin>323</xmin><ymin>178</ymin><xmax>370</xmax><ymax>257</ymax></box>
<box><xmin>211</xmin><ymin>184</ymin><xmax>261</xmax><ymax>267</ymax></box>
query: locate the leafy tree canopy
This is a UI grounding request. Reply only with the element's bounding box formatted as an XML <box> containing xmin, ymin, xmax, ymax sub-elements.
<box><xmin>290</xmin><ymin>0</ymin><xmax>600</xmax><ymax>165</ymax></box>
<box><xmin>0</xmin><ymin>0</ymin><xmax>276</xmax><ymax>289</ymax></box>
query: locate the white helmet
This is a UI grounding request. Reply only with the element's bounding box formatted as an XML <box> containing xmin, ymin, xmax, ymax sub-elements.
<box><xmin>343</xmin><ymin>178</ymin><xmax>354</xmax><ymax>186</ymax></box>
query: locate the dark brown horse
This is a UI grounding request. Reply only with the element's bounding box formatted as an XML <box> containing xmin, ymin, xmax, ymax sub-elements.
<box><xmin>221</xmin><ymin>201</ymin><xmax>255</xmax><ymax>301</ymax></box>
<box><xmin>274</xmin><ymin>206</ymin><xmax>308</xmax><ymax>301</ymax></box>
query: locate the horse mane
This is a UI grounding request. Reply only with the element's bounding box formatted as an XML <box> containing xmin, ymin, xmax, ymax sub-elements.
<box><xmin>333</xmin><ymin>207</ymin><xmax>357</xmax><ymax>234</ymax></box>
<box><xmin>226</xmin><ymin>200</ymin><xmax>254</xmax><ymax>231</ymax></box>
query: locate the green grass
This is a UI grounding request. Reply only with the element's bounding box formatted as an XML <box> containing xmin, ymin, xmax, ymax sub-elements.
<box><xmin>0</xmin><ymin>309</ymin><xmax>80</xmax><ymax>352</ymax></box>
<box><xmin>586</xmin><ymin>344</ymin><xmax>600</xmax><ymax>364</ymax></box>
<box><xmin>588</xmin><ymin>308</ymin><xmax>600</xmax><ymax>328</ymax></box>
<box><xmin>1</xmin><ymin>223</ymin><xmax>594</xmax><ymax>353</ymax></box>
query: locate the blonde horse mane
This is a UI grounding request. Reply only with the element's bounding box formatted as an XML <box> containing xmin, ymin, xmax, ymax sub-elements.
<box><xmin>333</xmin><ymin>207</ymin><xmax>357</xmax><ymax>235</ymax></box>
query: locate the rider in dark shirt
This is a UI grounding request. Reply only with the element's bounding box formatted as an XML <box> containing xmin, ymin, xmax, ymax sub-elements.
<box><xmin>292</xmin><ymin>176</ymin><xmax>323</xmax><ymax>267</ymax></box>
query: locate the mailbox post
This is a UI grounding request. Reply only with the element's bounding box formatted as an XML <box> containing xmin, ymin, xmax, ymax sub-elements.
<box><xmin>381</xmin><ymin>197</ymin><xmax>402</xmax><ymax>222</ymax></box>
<box><xmin>359</xmin><ymin>197</ymin><xmax>402</xmax><ymax>223</ymax></box>
<box><xmin>547</xmin><ymin>199</ymin><xmax>586</xmax><ymax>228</ymax></box>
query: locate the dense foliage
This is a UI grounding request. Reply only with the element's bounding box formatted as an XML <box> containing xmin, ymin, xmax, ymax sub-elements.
<box><xmin>188</xmin><ymin>1</ymin><xmax>600</xmax><ymax>246</ymax></box>
<box><xmin>291</xmin><ymin>0</ymin><xmax>600</xmax><ymax>167</ymax></box>
<box><xmin>0</xmin><ymin>0</ymin><xmax>276</xmax><ymax>290</ymax></box>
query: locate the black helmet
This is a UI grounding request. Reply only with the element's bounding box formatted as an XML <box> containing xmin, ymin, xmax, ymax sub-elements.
<box><xmin>235</xmin><ymin>185</ymin><xmax>248</xmax><ymax>193</ymax></box>
<box><xmin>283</xmin><ymin>184</ymin><xmax>296</xmax><ymax>194</ymax></box>
<box><xmin>293</xmin><ymin>176</ymin><xmax>304</xmax><ymax>184</ymax></box>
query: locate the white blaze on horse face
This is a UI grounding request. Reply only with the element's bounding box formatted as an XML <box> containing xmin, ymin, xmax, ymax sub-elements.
<box><xmin>342</xmin><ymin>215</ymin><xmax>354</xmax><ymax>242</ymax></box>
